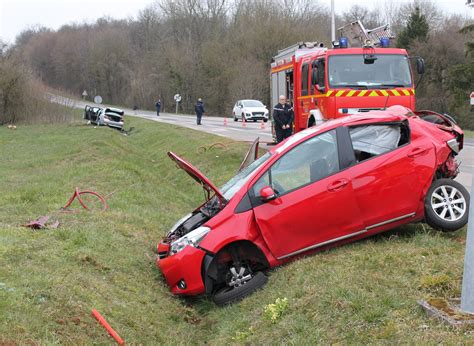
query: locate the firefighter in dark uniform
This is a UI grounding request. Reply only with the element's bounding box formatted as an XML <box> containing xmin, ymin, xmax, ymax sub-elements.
<box><xmin>273</xmin><ymin>95</ymin><xmax>294</xmax><ymax>143</ymax></box>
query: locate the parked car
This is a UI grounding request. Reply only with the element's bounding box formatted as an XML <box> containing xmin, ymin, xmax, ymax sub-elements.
<box><xmin>233</xmin><ymin>99</ymin><xmax>269</xmax><ymax>122</ymax></box>
<box><xmin>84</xmin><ymin>105</ymin><xmax>124</xmax><ymax>130</ymax></box>
<box><xmin>156</xmin><ymin>106</ymin><xmax>469</xmax><ymax>305</ymax></box>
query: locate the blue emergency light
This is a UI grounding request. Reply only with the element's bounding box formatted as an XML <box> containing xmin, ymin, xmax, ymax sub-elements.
<box><xmin>380</xmin><ymin>37</ymin><xmax>390</xmax><ymax>48</ymax></box>
<box><xmin>339</xmin><ymin>37</ymin><xmax>349</xmax><ymax>48</ymax></box>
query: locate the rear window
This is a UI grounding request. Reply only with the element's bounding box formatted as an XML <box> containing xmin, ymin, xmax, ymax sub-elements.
<box><xmin>349</xmin><ymin>122</ymin><xmax>409</xmax><ymax>162</ymax></box>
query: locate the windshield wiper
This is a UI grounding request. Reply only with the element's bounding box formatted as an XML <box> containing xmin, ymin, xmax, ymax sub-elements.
<box><xmin>378</xmin><ymin>84</ymin><xmax>408</xmax><ymax>88</ymax></box>
<box><xmin>335</xmin><ymin>84</ymin><xmax>368</xmax><ymax>89</ymax></box>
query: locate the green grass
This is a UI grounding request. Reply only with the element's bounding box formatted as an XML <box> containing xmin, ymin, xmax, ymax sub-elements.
<box><xmin>0</xmin><ymin>117</ymin><xmax>471</xmax><ymax>344</ymax></box>
<box><xmin>464</xmin><ymin>129</ymin><xmax>474</xmax><ymax>139</ymax></box>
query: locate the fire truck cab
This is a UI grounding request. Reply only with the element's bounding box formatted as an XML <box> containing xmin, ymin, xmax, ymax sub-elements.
<box><xmin>270</xmin><ymin>21</ymin><xmax>425</xmax><ymax>134</ymax></box>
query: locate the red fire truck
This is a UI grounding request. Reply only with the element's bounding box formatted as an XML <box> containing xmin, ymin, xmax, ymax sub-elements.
<box><xmin>270</xmin><ymin>21</ymin><xmax>425</xmax><ymax>134</ymax></box>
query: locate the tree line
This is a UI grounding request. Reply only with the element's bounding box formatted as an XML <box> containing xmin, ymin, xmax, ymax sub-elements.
<box><xmin>2</xmin><ymin>0</ymin><xmax>473</xmax><ymax>128</ymax></box>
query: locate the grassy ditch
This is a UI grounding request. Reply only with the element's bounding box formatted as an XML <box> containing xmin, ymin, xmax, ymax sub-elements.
<box><xmin>0</xmin><ymin>117</ymin><xmax>471</xmax><ymax>344</ymax></box>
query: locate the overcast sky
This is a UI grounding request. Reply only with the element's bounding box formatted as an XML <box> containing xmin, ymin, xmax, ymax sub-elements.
<box><xmin>0</xmin><ymin>0</ymin><xmax>472</xmax><ymax>44</ymax></box>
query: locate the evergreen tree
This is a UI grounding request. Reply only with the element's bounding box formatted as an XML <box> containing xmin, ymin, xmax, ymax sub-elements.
<box><xmin>397</xmin><ymin>7</ymin><xmax>429</xmax><ymax>48</ymax></box>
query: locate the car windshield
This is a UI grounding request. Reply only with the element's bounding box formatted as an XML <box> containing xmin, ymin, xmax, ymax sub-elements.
<box><xmin>242</xmin><ymin>100</ymin><xmax>264</xmax><ymax>107</ymax></box>
<box><xmin>221</xmin><ymin>151</ymin><xmax>272</xmax><ymax>200</ymax></box>
<box><xmin>328</xmin><ymin>54</ymin><xmax>412</xmax><ymax>88</ymax></box>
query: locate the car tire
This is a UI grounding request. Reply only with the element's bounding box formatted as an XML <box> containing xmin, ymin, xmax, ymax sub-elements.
<box><xmin>233</xmin><ymin>113</ymin><xmax>238</xmax><ymax>122</ymax></box>
<box><xmin>213</xmin><ymin>271</ymin><xmax>268</xmax><ymax>306</ymax></box>
<box><xmin>424</xmin><ymin>178</ymin><xmax>470</xmax><ymax>232</ymax></box>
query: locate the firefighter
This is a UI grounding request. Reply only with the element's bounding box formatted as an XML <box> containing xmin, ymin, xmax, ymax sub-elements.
<box><xmin>273</xmin><ymin>95</ymin><xmax>294</xmax><ymax>143</ymax></box>
<box><xmin>195</xmin><ymin>98</ymin><xmax>205</xmax><ymax>125</ymax></box>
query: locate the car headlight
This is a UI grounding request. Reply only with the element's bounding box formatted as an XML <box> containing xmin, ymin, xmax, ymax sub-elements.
<box><xmin>170</xmin><ymin>226</ymin><xmax>210</xmax><ymax>255</ymax></box>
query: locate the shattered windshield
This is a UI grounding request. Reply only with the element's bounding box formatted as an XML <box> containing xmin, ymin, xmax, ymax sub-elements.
<box><xmin>221</xmin><ymin>151</ymin><xmax>272</xmax><ymax>200</ymax></box>
<box><xmin>328</xmin><ymin>54</ymin><xmax>412</xmax><ymax>88</ymax></box>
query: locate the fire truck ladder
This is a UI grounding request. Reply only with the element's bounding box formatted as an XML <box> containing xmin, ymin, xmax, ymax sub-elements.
<box><xmin>337</xmin><ymin>20</ymin><xmax>395</xmax><ymax>47</ymax></box>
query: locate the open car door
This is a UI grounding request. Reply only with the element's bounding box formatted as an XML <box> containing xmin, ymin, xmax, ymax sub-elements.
<box><xmin>238</xmin><ymin>137</ymin><xmax>259</xmax><ymax>172</ymax></box>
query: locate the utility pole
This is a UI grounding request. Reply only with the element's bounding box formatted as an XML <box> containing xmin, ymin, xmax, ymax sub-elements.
<box><xmin>331</xmin><ymin>0</ymin><xmax>336</xmax><ymax>42</ymax></box>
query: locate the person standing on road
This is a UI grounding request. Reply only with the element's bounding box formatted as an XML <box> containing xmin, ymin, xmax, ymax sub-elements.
<box><xmin>195</xmin><ymin>98</ymin><xmax>205</xmax><ymax>125</ymax></box>
<box><xmin>273</xmin><ymin>95</ymin><xmax>294</xmax><ymax>143</ymax></box>
<box><xmin>155</xmin><ymin>99</ymin><xmax>161</xmax><ymax>116</ymax></box>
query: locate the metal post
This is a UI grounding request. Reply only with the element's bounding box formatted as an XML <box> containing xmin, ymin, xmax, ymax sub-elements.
<box><xmin>176</xmin><ymin>102</ymin><xmax>178</xmax><ymax>114</ymax></box>
<box><xmin>461</xmin><ymin>173</ymin><xmax>474</xmax><ymax>313</ymax></box>
<box><xmin>331</xmin><ymin>0</ymin><xmax>336</xmax><ymax>42</ymax></box>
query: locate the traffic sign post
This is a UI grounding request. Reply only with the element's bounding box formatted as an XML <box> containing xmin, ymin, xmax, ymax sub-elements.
<box><xmin>174</xmin><ymin>94</ymin><xmax>182</xmax><ymax>114</ymax></box>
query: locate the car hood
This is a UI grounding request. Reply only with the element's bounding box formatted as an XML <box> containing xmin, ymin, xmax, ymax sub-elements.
<box><xmin>168</xmin><ymin>152</ymin><xmax>225</xmax><ymax>202</ymax></box>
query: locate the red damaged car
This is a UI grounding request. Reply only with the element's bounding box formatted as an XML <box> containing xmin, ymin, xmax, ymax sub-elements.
<box><xmin>156</xmin><ymin>106</ymin><xmax>469</xmax><ymax>305</ymax></box>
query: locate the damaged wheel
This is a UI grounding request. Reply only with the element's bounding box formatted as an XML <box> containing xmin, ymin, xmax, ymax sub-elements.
<box><xmin>425</xmin><ymin>178</ymin><xmax>470</xmax><ymax>232</ymax></box>
<box><xmin>213</xmin><ymin>268</ymin><xmax>267</xmax><ymax>306</ymax></box>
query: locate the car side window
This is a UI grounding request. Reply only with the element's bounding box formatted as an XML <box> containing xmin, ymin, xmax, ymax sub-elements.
<box><xmin>253</xmin><ymin>130</ymin><xmax>339</xmax><ymax>197</ymax></box>
<box><xmin>349</xmin><ymin>121</ymin><xmax>409</xmax><ymax>163</ymax></box>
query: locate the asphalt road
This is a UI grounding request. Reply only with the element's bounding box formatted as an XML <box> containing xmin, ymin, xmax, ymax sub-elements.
<box><xmin>51</xmin><ymin>94</ymin><xmax>473</xmax><ymax>190</ymax></box>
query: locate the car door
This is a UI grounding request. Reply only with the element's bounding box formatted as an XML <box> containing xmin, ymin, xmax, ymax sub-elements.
<box><xmin>250</xmin><ymin>128</ymin><xmax>364</xmax><ymax>260</ymax></box>
<box><xmin>347</xmin><ymin>121</ymin><xmax>435</xmax><ymax>228</ymax></box>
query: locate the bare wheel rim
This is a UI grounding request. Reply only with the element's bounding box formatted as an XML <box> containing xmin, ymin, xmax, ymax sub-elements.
<box><xmin>228</xmin><ymin>266</ymin><xmax>252</xmax><ymax>288</ymax></box>
<box><xmin>431</xmin><ymin>185</ymin><xmax>466</xmax><ymax>222</ymax></box>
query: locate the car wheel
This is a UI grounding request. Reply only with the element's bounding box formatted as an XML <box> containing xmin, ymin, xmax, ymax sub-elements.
<box><xmin>233</xmin><ymin>113</ymin><xmax>238</xmax><ymax>122</ymax></box>
<box><xmin>424</xmin><ymin>178</ymin><xmax>470</xmax><ymax>232</ymax></box>
<box><xmin>213</xmin><ymin>269</ymin><xmax>267</xmax><ymax>306</ymax></box>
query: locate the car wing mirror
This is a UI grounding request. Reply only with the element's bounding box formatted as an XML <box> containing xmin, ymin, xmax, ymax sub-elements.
<box><xmin>260</xmin><ymin>186</ymin><xmax>277</xmax><ymax>202</ymax></box>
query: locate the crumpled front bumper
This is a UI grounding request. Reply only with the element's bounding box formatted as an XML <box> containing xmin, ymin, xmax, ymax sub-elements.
<box><xmin>156</xmin><ymin>241</ymin><xmax>206</xmax><ymax>295</ymax></box>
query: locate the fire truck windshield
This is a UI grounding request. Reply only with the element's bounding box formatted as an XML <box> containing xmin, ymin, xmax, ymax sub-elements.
<box><xmin>328</xmin><ymin>54</ymin><xmax>412</xmax><ymax>89</ymax></box>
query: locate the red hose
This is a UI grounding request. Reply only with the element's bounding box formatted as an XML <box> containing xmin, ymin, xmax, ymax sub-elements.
<box><xmin>92</xmin><ymin>309</ymin><xmax>125</xmax><ymax>345</ymax></box>
<box><xmin>62</xmin><ymin>187</ymin><xmax>108</xmax><ymax>211</ymax></box>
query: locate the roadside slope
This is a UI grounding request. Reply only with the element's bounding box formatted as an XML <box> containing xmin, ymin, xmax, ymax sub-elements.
<box><xmin>0</xmin><ymin>118</ymin><xmax>470</xmax><ymax>344</ymax></box>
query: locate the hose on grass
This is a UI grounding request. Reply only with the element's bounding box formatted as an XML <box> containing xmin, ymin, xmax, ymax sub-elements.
<box><xmin>61</xmin><ymin>187</ymin><xmax>108</xmax><ymax>212</ymax></box>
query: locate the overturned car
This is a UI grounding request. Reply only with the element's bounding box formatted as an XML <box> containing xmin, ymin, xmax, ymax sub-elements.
<box><xmin>156</xmin><ymin>106</ymin><xmax>469</xmax><ymax>305</ymax></box>
<box><xmin>84</xmin><ymin>105</ymin><xmax>124</xmax><ymax>130</ymax></box>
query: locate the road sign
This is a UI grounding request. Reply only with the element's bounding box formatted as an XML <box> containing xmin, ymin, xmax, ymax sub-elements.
<box><xmin>174</xmin><ymin>94</ymin><xmax>182</xmax><ymax>102</ymax></box>
<box><xmin>82</xmin><ymin>90</ymin><xmax>88</xmax><ymax>97</ymax></box>
<box><xmin>94</xmin><ymin>95</ymin><xmax>103</xmax><ymax>104</ymax></box>
<box><xmin>470</xmin><ymin>92</ymin><xmax>474</xmax><ymax>106</ymax></box>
